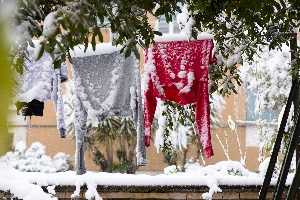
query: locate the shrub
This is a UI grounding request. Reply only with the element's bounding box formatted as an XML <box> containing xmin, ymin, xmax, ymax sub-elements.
<box><xmin>0</xmin><ymin>141</ymin><xmax>72</xmax><ymax>173</ymax></box>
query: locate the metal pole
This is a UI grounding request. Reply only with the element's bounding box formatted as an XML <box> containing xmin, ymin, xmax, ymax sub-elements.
<box><xmin>259</xmin><ymin>79</ymin><xmax>298</xmax><ymax>200</ymax></box>
<box><xmin>291</xmin><ymin>33</ymin><xmax>299</xmax><ymax>152</ymax></box>
<box><xmin>273</xmin><ymin>102</ymin><xmax>300</xmax><ymax>199</ymax></box>
<box><xmin>287</xmin><ymin>156</ymin><xmax>300</xmax><ymax>199</ymax></box>
<box><xmin>290</xmin><ymin>32</ymin><xmax>299</xmax><ymax>200</ymax></box>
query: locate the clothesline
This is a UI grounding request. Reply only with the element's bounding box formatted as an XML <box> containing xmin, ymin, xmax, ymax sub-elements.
<box><xmin>16</xmin><ymin>33</ymin><xmax>216</xmax><ymax>175</ymax></box>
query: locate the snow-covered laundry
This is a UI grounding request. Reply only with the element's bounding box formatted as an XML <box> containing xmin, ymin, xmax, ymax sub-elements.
<box><xmin>71</xmin><ymin>43</ymin><xmax>146</xmax><ymax>175</ymax></box>
<box><xmin>15</xmin><ymin>40</ymin><xmax>68</xmax><ymax>138</ymax></box>
<box><xmin>143</xmin><ymin>34</ymin><xmax>216</xmax><ymax>158</ymax></box>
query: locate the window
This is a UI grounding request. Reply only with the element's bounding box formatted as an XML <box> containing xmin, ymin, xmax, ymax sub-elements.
<box><xmin>156</xmin><ymin>16</ymin><xmax>181</xmax><ymax>34</ymax></box>
<box><xmin>246</xmin><ymin>90</ymin><xmax>277</xmax><ymax>121</ymax></box>
<box><xmin>155</xmin><ymin>4</ymin><xmax>182</xmax><ymax>34</ymax></box>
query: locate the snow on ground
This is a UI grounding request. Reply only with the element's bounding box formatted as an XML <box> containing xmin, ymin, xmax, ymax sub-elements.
<box><xmin>0</xmin><ymin>160</ymin><xmax>293</xmax><ymax>200</ymax></box>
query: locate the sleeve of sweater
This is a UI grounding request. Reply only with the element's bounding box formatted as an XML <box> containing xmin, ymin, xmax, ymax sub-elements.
<box><xmin>132</xmin><ymin>59</ymin><xmax>147</xmax><ymax>166</ymax></box>
<box><xmin>72</xmin><ymin>61</ymin><xmax>88</xmax><ymax>175</ymax></box>
<box><xmin>144</xmin><ymin>78</ymin><xmax>157</xmax><ymax>147</ymax></box>
<box><xmin>195</xmin><ymin>79</ymin><xmax>214</xmax><ymax>158</ymax></box>
<box><xmin>74</xmin><ymin>94</ymin><xmax>87</xmax><ymax>175</ymax></box>
<box><xmin>51</xmin><ymin>72</ymin><xmax>67</xmax><ymax>138</ymax></box>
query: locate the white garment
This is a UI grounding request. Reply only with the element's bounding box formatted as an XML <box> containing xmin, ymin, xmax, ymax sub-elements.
<box><xmin>16</xmin><ymin>42</ymin><xmax>68</xmax><ymax>138</ymax></box>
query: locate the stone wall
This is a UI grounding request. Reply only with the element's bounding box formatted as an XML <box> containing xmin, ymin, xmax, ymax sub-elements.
<box><xmin>0</xmin><ymin>185</ymin><xmax>292</xmax><ymax>199</ymax></box>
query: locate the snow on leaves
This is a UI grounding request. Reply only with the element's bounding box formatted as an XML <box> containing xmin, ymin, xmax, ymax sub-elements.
<box><xmin>0</xmin><ymin>141</ymin><xmax>72</xmax><ymax>173</ymax></box>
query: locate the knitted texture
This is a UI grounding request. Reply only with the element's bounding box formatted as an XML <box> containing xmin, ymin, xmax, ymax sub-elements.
<box><xmin>72</xmin><ymin>48</ymin><xmax>146</xmax><ymax>175</ymax></box>
<box><xmin>143</xmin><ymin>39</ymin><xmax>216</xmax><ymax>158</ymax></box>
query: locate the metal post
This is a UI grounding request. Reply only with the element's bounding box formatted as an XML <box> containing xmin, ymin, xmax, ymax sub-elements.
<box><xmin>273</xmin><ymin>102</ymin><xmax>300</xmax><ymax>199</ymax></box>
<box><xmin>287</xmin><ymin>157</ymin><xmax>300</xmax><ymax>199</ymax></box>
<box><xmin>259</xmin><ymin>79</ymin><xmax>298</xmax><ymax>200</ymax></box>
<box><xmin>290</xmin><ymin>32</ymin><xmax>299</xmax><ymax>200</ymax></box>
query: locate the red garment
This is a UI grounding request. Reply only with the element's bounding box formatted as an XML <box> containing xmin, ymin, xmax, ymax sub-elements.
<box><xmin>144</xmin><ymin>39</ymin><xmax>216</xmax><ymax>158</ymax></box>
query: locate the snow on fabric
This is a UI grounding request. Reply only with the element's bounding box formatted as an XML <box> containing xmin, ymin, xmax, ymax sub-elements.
<box><xmin>143</xmin><ymin>37</ymin><xmax>216</xmax><ymax>158</ymax></box>
<box><xmin>153</xmin><ymin>32</ymin><xmax>214</xmax><ymax>42</ymax></box>
<box><xmin>71</xmin><ymin>43</ymin><xmax>146</xmax><ymax>175</ymax></box>
<box><xmin>0</xmin><ymin>160</ymin><xmax>293</xmax><ymax>200</ymax></box>
<box><xmin>15</xmin><ymin>40</ymin><xmax>68</xmax><ymax>138</ymax></box>
<box><xmin>70</xmin><ymin>43</ymin><xmax>123</xmax><ymax>58</ymax></box>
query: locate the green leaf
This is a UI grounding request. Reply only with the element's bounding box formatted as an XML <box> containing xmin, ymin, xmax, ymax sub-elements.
<box><xmin>84</xmin><ymin>37</ymin><xmax>89</xmax><ymax>52</ymax></box>
<box><xmin>133</xmin><ymin>47</ymin><xmax>140</xmax><ymax>59</ymax></box>
<box><xmin>91</xmin><ymin>36</ymin><xmax>96</xmax><ymax>51</ymax></box>
<box><xmin>125</xmin><ymin>48</ymin><xmax>131</xmax><ymax>58</ymax></box>
<box><xmin>34</xmin><ymin>44</ymin><xmax>44</xmax><ymax>61</ymax></box>
<box><xmin>138</xmin><ymin>39</ymin><xmax>146</xmax><ymax>49</ymax></box>
<box><xmin>98</xmin><ymin>31</ymin><xmax>103</xmax><ymax>43</ymax></box>
<box><xmin>153</xmin><ymin>31</ymin><xmax>162</xmax><ymax>36</ymax></box>
<box><xmin>53</xmin><ymin>59</ymin><xmax>61</xmax><ymax>69</ymax></box>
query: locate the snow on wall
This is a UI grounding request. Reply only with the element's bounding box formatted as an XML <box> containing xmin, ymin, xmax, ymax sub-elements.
<box><xmin>0</xmin><ymin>160</ymin><xmax>292</xmax><ymax>200</ymax></box>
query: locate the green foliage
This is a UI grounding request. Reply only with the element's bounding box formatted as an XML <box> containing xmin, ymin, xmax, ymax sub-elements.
<box><xmin>189</xmin><ymin>0</ymin><xmax>300</xmax><ymax>95</ymax></box>
<box><xmin>152</xmin><ymin>100</ymin><xmax>196</xmax><ymax>165</ymax></box>
<box><xmin>154</xmin><ymin>92</ymin><xmax>225</xmax><ymax>166</ymax></box>
<box><xmin>11</xmin><ymin>0</ymin><xmax>300</xmax><ymax>97</ymax></box>
<box><xmin>87</xmin><ymin>117</ymin><xmax>139</xmax><ymax>174</ymax></box>
<box><xmin>161</xmin><ymin>101</ymin><xmax>194</xmax><ymax>159</ymax></box>
<box><xmin>11</xmin><ymin>0</ymin><xmax>184</xmax><ymax>72</ymax></box>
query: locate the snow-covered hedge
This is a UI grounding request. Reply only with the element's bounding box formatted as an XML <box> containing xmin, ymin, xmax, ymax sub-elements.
<box><xmin>0</xmin><ymin>141</ymin><xmax>72</xmax><ymax>173</ymax></box>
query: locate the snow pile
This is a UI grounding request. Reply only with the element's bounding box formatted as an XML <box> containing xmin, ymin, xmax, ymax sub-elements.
<box><xmin>0</xmin><ymin>164</ymin><xmax>57</xmax><ymax>200</ymax></box>
<box><xmin>0</xmin><ymin>160</ymin><xmax>295</xmax><ymax>200</ymax></box>
<box><xmin>164</xmin><ymin>165</ymin><xmax>178</xmax><ymax>175</ymax></box>
<box><xmin>185</xmin><ymin>160</ymin><xmax>250</xmax><ymax>177</ymax></box>
<box><xmin>202</xmin><ymin>178</ymin><xmax>222</xmax><ymax>200</ymax></box>
<box><xmin>0</xmin><ymin>141</ymin><xmax>72</xmax><ymax>173</ymax></box>
<box><xmin>258</xmin><ymin>157</ymin><xmax>279</xmax><ymax>179</ymax></box>
<box><xmin>184</xmin><ymin>161</ymin><xmax>258</xmax><ymax>199</ymax></box>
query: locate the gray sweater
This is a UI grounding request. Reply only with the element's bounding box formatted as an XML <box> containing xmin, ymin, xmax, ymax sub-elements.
<box><xmin>72</xmin><ymin>49</ymin><xmax>146</xmax><ymax>175</ymax></box>
<box><xmin>16</xmin><ymin>48</ymin><xmax>68</xmax><ymax>138</ymax></box>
